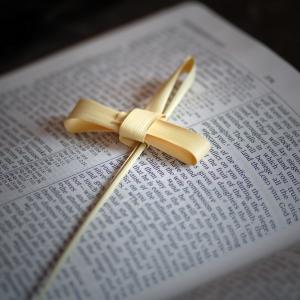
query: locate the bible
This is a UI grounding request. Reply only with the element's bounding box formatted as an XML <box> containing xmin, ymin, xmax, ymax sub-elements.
<box><xmin>1</xmin><ymin>2</ymin><xmax>300</xmax><ymax>300</ymax></box>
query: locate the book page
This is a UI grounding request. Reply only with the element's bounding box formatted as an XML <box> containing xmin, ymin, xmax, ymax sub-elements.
<box><xmin>0</xmin><ymin>2</ymin><xmax>300</xmax><ymax>300</ymax></box>
<box><xmin>183</xmin><ymin>242</ymin><xmax>300</xmax><ymax>300</ymax></box>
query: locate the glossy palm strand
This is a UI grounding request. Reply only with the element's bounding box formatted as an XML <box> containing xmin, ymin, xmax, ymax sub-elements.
<box><xmin>34</xmin><ymin>56</ymin><xmax>211</xmax><ymax>299</ymax></box>
<box><xmin>64</xmin><ymin>57</ymin><xmax>211</xmax><ymax>164</ymax></box>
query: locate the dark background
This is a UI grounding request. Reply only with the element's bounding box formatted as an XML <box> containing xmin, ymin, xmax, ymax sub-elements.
<box><xmin>1</xmin><ymin>0</ymin><xmax>299</xmax><ymax>75</ymax></box>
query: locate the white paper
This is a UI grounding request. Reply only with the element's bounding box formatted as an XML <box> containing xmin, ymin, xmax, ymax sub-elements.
<box><xmin>184</xmin><ymin>241</ymin><xmax>300</xmax><ymax>300</ymax></box>
<box><xmin>0</xmin><ymin>2</ymin><xmax>300</xmax><ymax>300</ymax></box>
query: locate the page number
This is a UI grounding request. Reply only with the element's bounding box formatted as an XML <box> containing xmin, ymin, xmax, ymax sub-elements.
<box><xmin>264</xmin><ymin>75</ymin><xmax>275</xmax><ymax>84</ymax></box>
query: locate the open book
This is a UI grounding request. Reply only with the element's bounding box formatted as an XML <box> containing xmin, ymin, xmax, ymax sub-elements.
<box><xmin>1</xmin><ymin>2</ymin><xmax>300</xmax><ymax>299</ymax></box>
